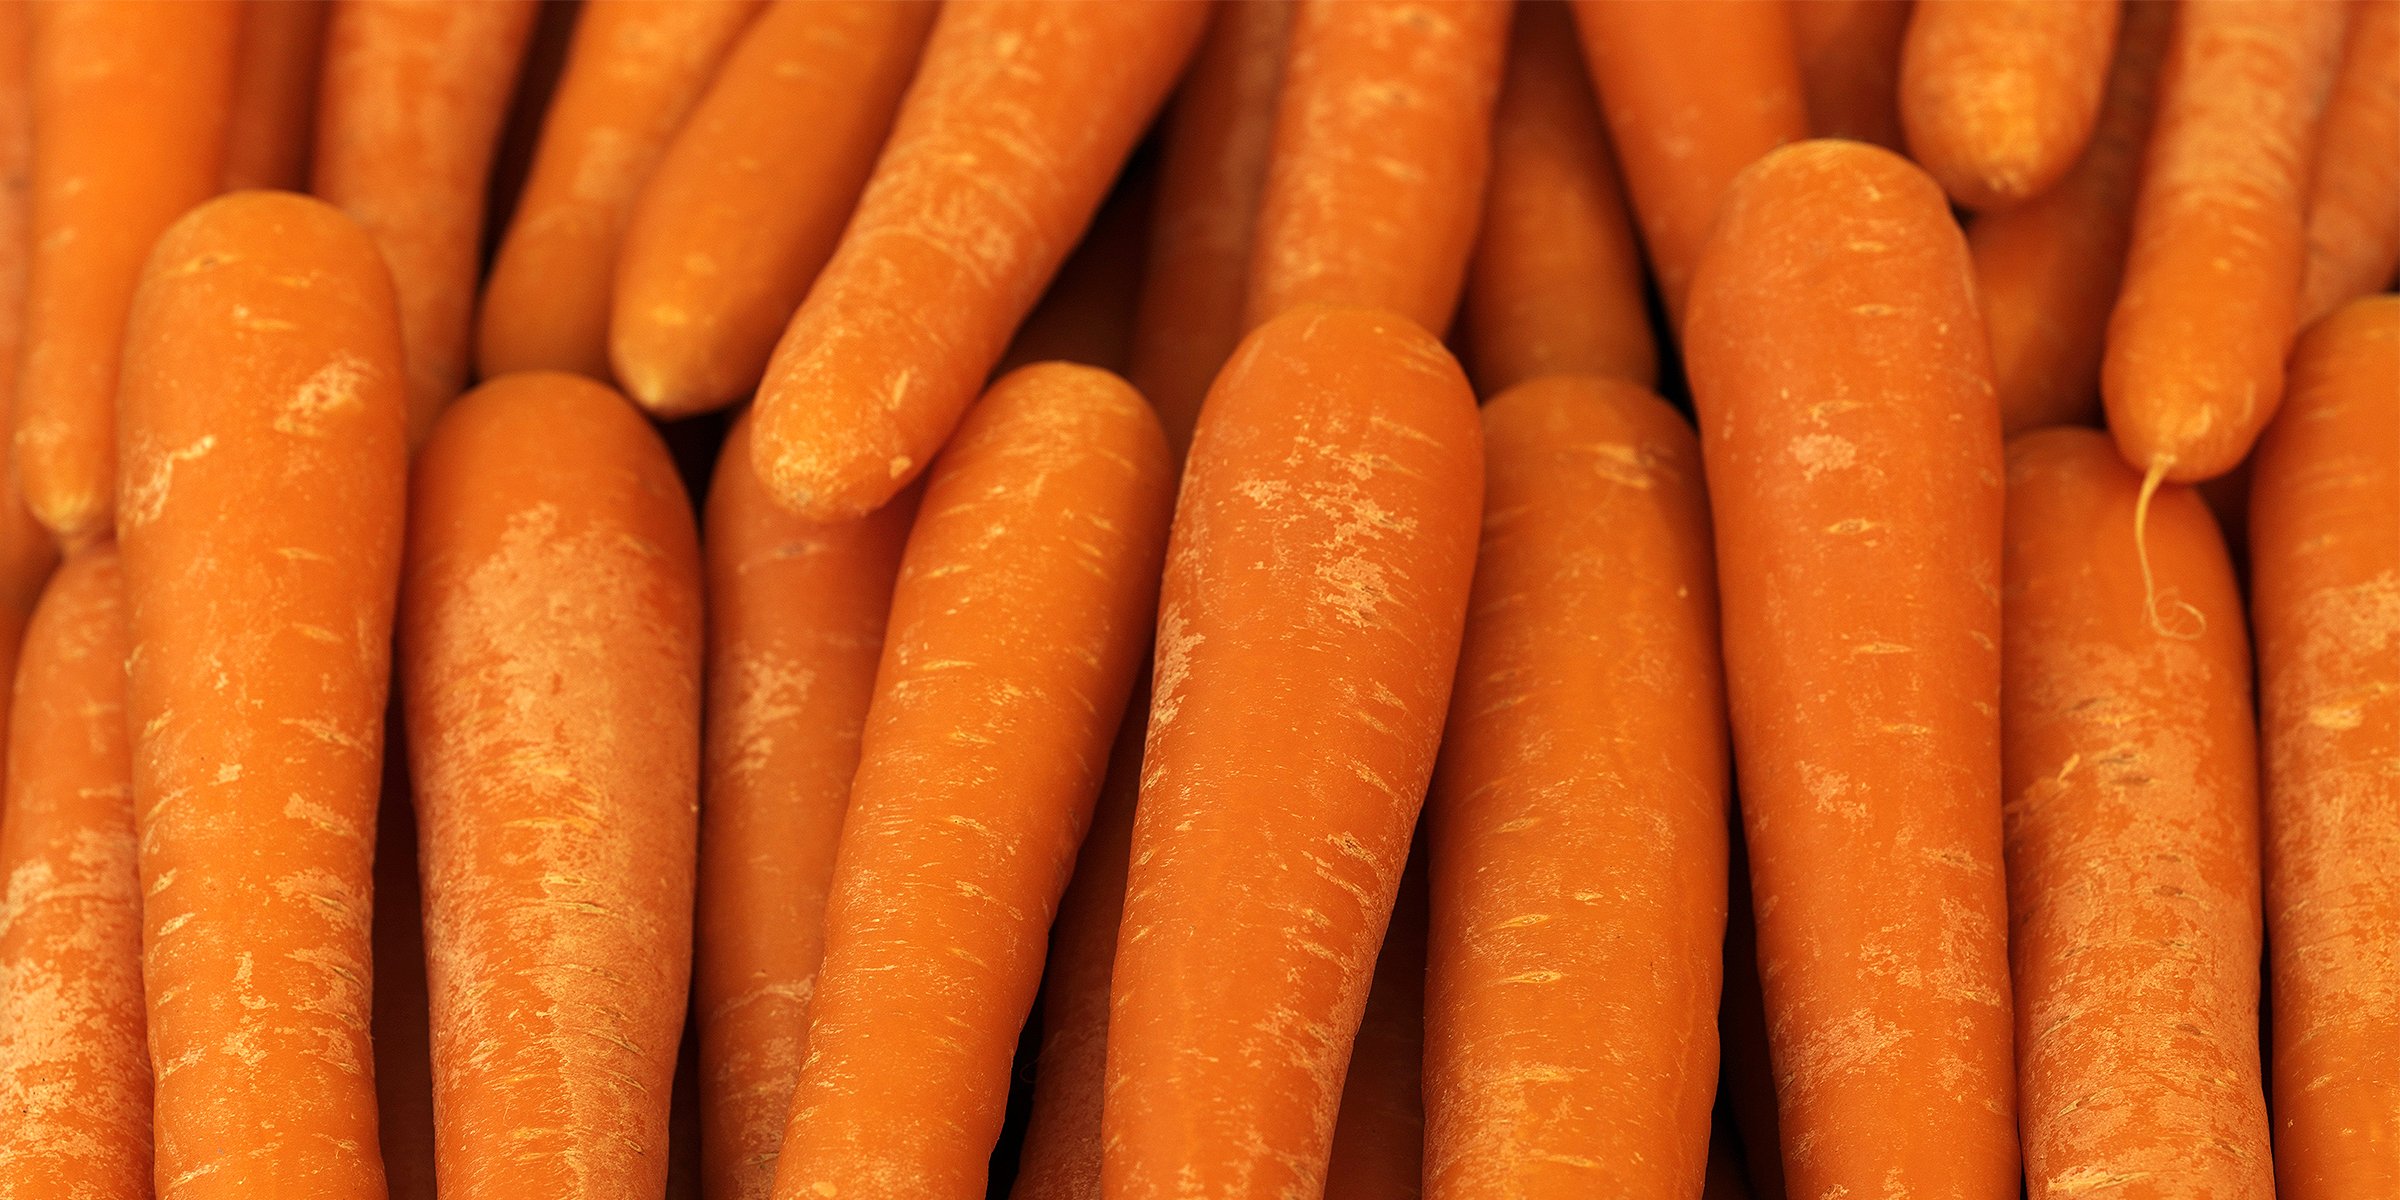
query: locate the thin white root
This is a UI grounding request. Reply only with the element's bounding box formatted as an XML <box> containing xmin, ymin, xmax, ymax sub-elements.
<box><xmin>2134</xmin><ymin>456</ymin><xmax>2205</xmax><ymax>640</ymax></box>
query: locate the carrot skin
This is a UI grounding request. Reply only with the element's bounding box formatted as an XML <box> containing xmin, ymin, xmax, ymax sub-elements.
<box><xmin>0</xmin><ymin>1</ymin><xmax>60</xmax><ymax>782</ymax></box>
<box><xmin>222</xmin><ymin>0</ymin><xmax>330</xmax><ymax>191</ymax></box>
<box><xmin>2298</xmin><ymin>0</ymin><xmax>2400</xmax><ymax>326</ymax></box>
<box><xmin>1899</xmin><ymin>0</ymin><xmax>2121</xmax><ymax>211</ymax></box>
<box><xmin>1321</xmin><ymin>844</ymin><xmax>1427</xmax><ymax>1200</ymax></box>
<box><xmin>1792</xmin><ymin>0</ymin><xmax>1910</xmax><ymax>151</ymax></box>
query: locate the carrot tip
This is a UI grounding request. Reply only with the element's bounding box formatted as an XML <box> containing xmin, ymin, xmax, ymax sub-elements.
<box><xmin>2134</xmin><ymin>456</ymin><xmax>2206</xmax><ymax>640</ymax></box>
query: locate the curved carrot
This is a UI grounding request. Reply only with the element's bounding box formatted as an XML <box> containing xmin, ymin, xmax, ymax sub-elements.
<box><xmin>1243</xmin><ymin>0</ymin><xmax>1511</xmax><ymax>336</ymax></box>
<box><xmin>400</xmin><ymin>370</ymin><xmax>702</xmax><ymax>1199</ymax></box>
<box><xmin>995</xmin><ymin>163</ymin><xmax>1157</xmax><ymax>378</ymax></box>
<box><xmin>1461</xmin><ymin>0</ymin><xmax>1655</xmax><ymax>397</ymax></box>
<box><xmin>0</xmin><ymin>2</ymin><xmax>61</xmax><ymax>787</ymax></box>
<box><xmin>2001</xmin><ymin>426</ymin><xmax>2269</xmax><ymax>1197</ymax></box>
<box><xmin>1104</xmin><ymin>304</ymin><xmax>1482</xmax><ymax>1198</ymax></box>
<box><xmin>2251</xmin><ymin>295</ymin><xmax>2399</xmax><ymax>1200</ymax></box>
<box><xmin>1900</xmin><ymin>0</ymin><xmax>2121</xmax><ymax>211</ymax></box>
<box><xmin>17</xmin><ymin>0</ymin><xmax>240</xmax><ymax>545</ymax></box>
<box><xmin>1422</xmin><ymin>375</ymin><xmax>1727</xmax><ymax>1199</ymax></box>
<box><xmin>748</xmin><ymin>0</ymin><xmax>1208</xmax><ymax>522</ymax></box>
<box><xmin>0</xmin><ymin>547</ymin><xmax>147</xmax><ymax>1200</ymax></box>
<box><xmin>1322</xmin><ymin>845</ymin><xmax>1427</xmax><ymax>1200</ymax></box>
<box><xmin>1792</xmin><ymin>0</ymin><xmax>1909</xmax><ymax>151</ymax></box>
<box><xmin>222</xmin><ymin>0</ymin><xmax>330</xmax><ymax>191</ymax></box>
<box><xmin>314</xmin><ymin>0</ymin><xmax>538</xmax><ymax>446</ymax></box>
<box><xmin>1569</xmin><ymin>0</ymin><xmax>1808</xmax><ymax>327</ymax></box>
<box><xmin>2103</xmin><ymin>0</ymin><xmax>2347</xmax><ymax>484</ymax></box>
<box><xmin>1683</xmin><ymin>140</ymin><xmax>2018</xmax><ymax>1199</ymax></box>
<box><xmin>118</xmin><ymin>190</ymin><xmax>407</xmax><ymax>1200</ymax></box>
<box><xmin>697</xmin><ymin>410</ymin><xmax>915</xmax><ymax>1200</ymax></box>
<box><xmin>1124</xmin><ymin>0</ymin><xmax>1293</xmax><ymax>463</ymax></box>
<box><xmin>2298</xmin><ymin>0</ymin><xmax>2400</xmax><ymax>326</ymax></box>
<box><xmin>1973</xmin><ymin>0</ymin><xmax>2172</xmax><ymax>436</ymax></box>
<box><xmin>478</xmin><ymin>0</ymin><xmax>764</xmax><ymax>384</ymax></box>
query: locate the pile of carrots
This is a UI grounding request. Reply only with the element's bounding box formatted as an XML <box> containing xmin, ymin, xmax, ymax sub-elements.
<box><xmin>0</xmin><ymin>1</ymin><xmax>2390</xmax><ymax>1198</ymax></box>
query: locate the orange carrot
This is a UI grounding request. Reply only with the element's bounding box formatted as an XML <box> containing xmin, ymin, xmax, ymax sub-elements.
<box><xmin>222</xmin><ymin>0</ymin><xmax>330</xmax><ymax>191</ymax></box>
<box><xmin>117</xmin><ymin>190</ymin><xmax>408</xmax><ymax>1199</ymax></box>
<box><xmin>2298</xmin><ymin>0</ymin><xmax>2400</xmax><ymax>326</ymax></box>
<box><xmin>995</xmin><ymin>162</ymin><xmax>1158</xmax><ymax>378</ymax></box>
<box><xmin>1461</xmin><ymin>0</ymin><xmax>1655</xmax><ymax>397</ymax></box>
<box><xmin>2103</xmin><ymin>0</ymin><xmax>2347</xmax><ymax>485</ymax></box>
<box><xmin>1242</xmin><ymin>0</ymin><xmax>1511</xmax><ymax>336</ymax></box>
<box><xmin>370</xmin><ymin>708</ymin><xmax>435</xmax><ymax>1200</ymax></box>
<box><xmin>1104</xmin><ymin>304</ymin><xmax>1482</xmax><ymax>1198</ymax></box>
<box><xmin>314</xmin><ymin>0</ymin><xmax>539</xmax><ymax>446</ymax></box>
<box><xmin>1569</xmin><ymin>0</ymin><xmax>1808</xmax><ymax>327</ymax></box>
<box><xmin>748</xmin><ymin>0</ymin><xmax>1208</xmax><ymax>522</ymax></box>
<box><xmin>1322</xmin><ymin>844</ymin><xmax>1427</xmax><ymax>1200</ymax></box>
<box><xmin>2001</xmin><ymin>426</ymin><xmax>2269</xmax><ymax>1196</ymax></box>
<box><xmin>477</xmin><ymin>0</ymin><xmax>765</xmax><ymax>383</ymax></box>
<box><xmin>400</xmin><ymin>371</ymin><xmax>702</xmax><ymax>1199</ymax></box>
<box><xmin>0</xmin><ymin>2</ymin><xmax>60</xmax><ymax>789</ymax></box>
<box><xmin>1973</xmin><ymin>0</ymin><xmax>2172</xmax><ymax>436</ymax></box>
<box><xmin>697</xmin><ymin>411</ymin><xmax>916</xmax><ymax>1200</ymax></box>
<box><xmin>0</xmin><ymin>547</ymin><xmax>147</xmax><ymax>1200</ymax></box>
<box><xmin>1791</xmin><ymin>0</ymin><xmax>1910</xmax><ymax>151</ymax></box>
<box><xmin>1422</xmin><ymin>374</ymin><xmax>1727</xmax><ymax>1198</ymax></box>
<box><xmin>17</xmin><ymin>0</ymin><xmax>240</xmax><ymax>546</ymax></box>
<box><xmin>2251</xmin><ymin>295</ymin><xmax>2399</xmax><ymax>1200</ymax></box>
<box><xmin>1899</xmin><ymin>0</ymin><xmax>2121</xmax><ymax>210</ymax></box>
<box><xmin>1124</xmin><ymin>0</ymin><xmax>1293</xmax><ymax>463</ymax></box>
<box><xmin>1683</xmin><ymin>140</ymin><xmax>2018</xmax><ymax>1198</ymax></box>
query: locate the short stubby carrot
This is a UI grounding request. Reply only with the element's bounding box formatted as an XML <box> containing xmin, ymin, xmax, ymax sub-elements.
<box><xmin>2002</xmin><ymin>426</ymin><xmax>2270</xmax><ymax>1198</ymax></box>
<box><xmin>0</xmin><ymin>547</ymin><xmax>148</xmax><ymax>1200</ymax></box>
<box><xmin>2250</xmin><ymin>295</ymin><xmax>2399</xmax><ymax>1200</ymax></box>
<box><xmin>1322</xmin><ymin>846</ymin><xmax>1428</xmax><ymax>1200</ymax></box>
<box><xmin>117</xmin><ymin>190</ymin><xmax>408</xmax><ymax>1200</ymax></box>
<box><xmin>1103</xmin><ymin>304</ymin><xmax>1483</xmax><ymax>1199</ymax></box>
<box><xmin>748</xmin><ymin>0</ymin><xmax>1208</xmax><ymax>522</ymax></box>
<box><xmin>400</xmin><ymin>371</ymin><xmax>702</xmax><ymax>1200</ymax></box>
<box><xmin>1683</xmin><ymin>140</ymin><xmax>2019</xmax><ymax>1199</ymax></box>
<box><xmin>222</xmin><ymin>0</ymin><xmax>330</xmax><ymax>191</ymax></box>
<box><xmin>1423</xmin><ymin>375</ymin><xmax>1728</xmax><ymax>1199</ymax></box>
<box><xmin>1900</xmin><ymin>0</ymin><xmax>2121</xmax><ymax>211</ymax></box>
<box><xmin>2298</xmin><ymin>0</ymin><xmax>2399</xmax><ymax>327</ymax></box>
<box><xmin>17</xmin><ymin>0</ymin><xmax>240</xmax><ymax>545</ymax></box>
<box><xmin>1462</xmin><ymin>1</ymin><xmax>1655</xmax><ymax>397</ymax></box>
<box><xmin>1242</xmin><ymin>0</ymin><xmax>1511</xmax><ymax>336</ymax></box>
<box><xmin>697</xmin><ymin>411</ymin><xmax>916</xmax><ymax>1200</ymax></box>
<box><xmin>2103</xmin><ymin>0</ymin><xmax>2347</xmax><ymax>484</ymax></box>
<box><xmin>1792</xmin><ymin>0</ymin><xmax>1909</xmax><ymax>150</ymax></box>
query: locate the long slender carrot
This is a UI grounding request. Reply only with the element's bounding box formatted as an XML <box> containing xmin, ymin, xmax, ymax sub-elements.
<box><xmin>1569</xmin><ymin>0</ymin><xmax>1808</xmax><ymax>327</ymax></box>
<box><xmin>2251</xmin><ymin>295</ymin><xmax>2399</xmax><ymax>1200</ymax></box>
<box><xmin>369</xmin><ymin>723</ymin><xmax>436</xmax><ymax>1200</ymax></box>
<box><xmin>477</xmin><ymin>0</ymin><xmax>764</xmax><ymax>384</ymax></box>
<box><xmin>400</xmin><ymin>370</ymin><xmax>702</xmax><ymax>1199</ymax></box>
<box><xmin>1791</xmin><ymin>0</ymin><xmax>1910</xmax><ymax>151</ymax></box>
<box><xmin>118</xmin><ymin>190</ymin><xmax>407</xmax><ymax>1199</ymax></box>
<box><xmin>222</xmin><ymin>0</ymin><xmax>330</xmax><ymax>191</ymax></box>
<box><xmin>1321</xmin><ymin>843</ymin><xmax>1427</xmax><ymax>1200</ymax></box>
<box><xmin>1242</xmin><ymin>0</ymin><xmax>1511</xmax><ymax>336</ymax></box>
<box><xmin>2103</xmin><ymin>0</ymin><xmax>2347</xmax><ymax>485</ymax></box>
<box><xmin>1900</xmin><ymin>0</ymin><xmax>2121</xmax><ymax>211</ymax></box>
<box><xmin>1973</xmin><ymin>0</ymin><xmax>2172</xmax><ymax>437</ymax></box>
<box><xmin>1124</xmin><ymin>0</ymin><xmax>1293</xmax><ymax>463</ymax></box>
<box><xmin>1683</xmin><ymin>140</ymin><xmax>2018</xmax><ymax>1198</ymax></box>
<box><xmin>2001</xmin><ymin>425</ymin><xmax>2270</xmax><ymax>1197</ymax></box>
<box><xmin>748</xmin><ymin>0</ymin><xmax>1208</xmax><ymax>522</ymax></box>
<box><xmin>2298</xmin><ymin>0</ymin><xmax>2400</xmax><ymax>326</ymax></box>
<box><xmin>1422</xmin><ymin>374</ymin><xmax>1727</xmax><ymax>1198</ymax></box>
<box><xmin>697</xmin><ymin>410</ymin><xmax>916</xmax><ymax>1200</ymax></box>
<box><xmin>16</xmin><ymin>0</ymin><xmax>240</xmax><ymax>546</ymax></box>
<box><xmin>1461</xmin><ymin>0</ymin><xmax>1654</xmax><ymax>397</ymax></box>
<box><xmin>0</xmin><ymin>2</ymin><xmax>60</xmax><ymax>790</ymax></box>
<box><xmin>0</xmin><ymin>547</ymin><xmax>147</xmax><ymax>1200</ymax></box>
<box><xmin>1103</xmin><ymin>304</ymin><xmax>1483</xmax><ymax>1198</ymax></box>
<box><xmin>313</xmin><ymin>0</ymin><xmax>539</xmax><ymax>447</ymax></box>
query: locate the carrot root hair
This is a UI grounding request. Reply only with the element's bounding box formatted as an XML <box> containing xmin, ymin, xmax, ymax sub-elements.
<box><xmin>2134</xmin><ymin>455</ymin><xmax>2206</xmax><ymax>640</ymax></box>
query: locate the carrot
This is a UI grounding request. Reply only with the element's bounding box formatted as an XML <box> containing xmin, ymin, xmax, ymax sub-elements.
<box><xmin>0</xmin><ymin>547</ymin><xmax>147</xmax><ymax>1200</ymax></box>
<box><xmin>2297</xmin><ymin>0</ymin><xmax>2400</xmax><ymax>326</ymax></box>
<box><xmin>1972</xmin><ymin>0</ymin><xmax>2172</xmax><ymax>437</ymax></box>
<box><xmin>1124</xmin><ymin>0</ymin><xmax>1293</xmax><ymax>463</ymax></box>
<box><xmin>1104</xmin><ymin>304</ymin><xmax>1483</xmax><ymax>1198</ymax></box>
<box><xmin>696</xmin><ymin>410</ymin><xmax>916</xmax><ymax>1200</ymax></box>
<box><xmin>1569</xmin><ymin>0</ymin><xmax>1808</xmax><ymax>327</ymax></box>
<box><xmin>2103</xmin><ymin>0</ymin><xmax>2347</xmax><ymax>485</ymax></box>
<box><xmin>2001</xmin><ymin>426</ymin><xmax>2269</xmax><ymax>1197</ymax></box>
<box><xmin>1322</xmin><ymin>843</ymin><xmax>1427</xmax><ymax>1200</ymax></box>
<box><xmin>1242</xmin><ymin>0</ymin><xmax>1511</xmax><ymax>336</ymax></box>
<box><xmin>1460</xmin><ymin>0</ymin><xmax>1655</xmax><ymax>397</ymax></box>
<box><xmin>117</xmin><ymin>190</ymin><xmax>408</xmax><ymax>1199</ymax></box>
<box><xmin>2250</xmin><ymin>295</ymin><xmax>2399</xmax><ymax>1200</ymax></box>
<box><xmin>16</xmin><ymin>0</ymin><xmax>240</xmax><ymax>546</ymax></box>
<box><xmin>1791</xmin><ymin>0</ymin><xmax>1910</xmax><ymax>151</ymax></box>
<box><xmin>1682</xmin><ymin>140</ymin><xmax>2018</xmax><ymax>1198</ymax></box>
<box><xmin>1421</xmin><ymin>374</ymin><xmax>1727</xmax><ymax>1198</ymax></box>
<box><xmin>222</xmin><ymin>0</ymin><xmax>330</xmax><ymax>191</ymax></box>
<box><xmin>399</xmin><ymin>370</ymin><xmax>702</xmax><ymax>1199</ymax></box>
<box><xmin>994</xmin><ymin>162</ymin><xmax>1158</xmax><ymax>378</ymax></box>
<box><xmin>0</xmin><ymin>2</ymin><xmax>61</xmax><ymax>787</ymax></box>
<box><xmin>370</xmin><ymin>709</ymin><xmax>435</xmax><ymax>1200</ymax></box>
<box><xmin>747</xmin><ymin>0</ymin><xmax>1208</xmax><ymax>522</ymax></box>
<box><xmin>1900</xmin><ymin>0</ymin><xmax>2121</xmax><ymax>211</ymax></box>
<box><xmin>314</xmin><ymin>0</ymin><xmax>539</xmax><ymax>447</ymax></box>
